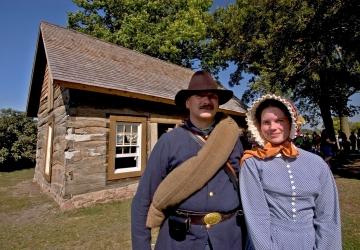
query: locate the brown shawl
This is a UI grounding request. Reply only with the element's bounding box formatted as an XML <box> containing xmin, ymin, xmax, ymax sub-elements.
<box><xmin>146</xmin><ymin>115</ymin><xmax>240</xmax><ymax>228</ymax></box>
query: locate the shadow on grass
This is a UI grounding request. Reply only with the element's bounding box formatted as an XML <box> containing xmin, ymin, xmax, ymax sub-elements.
<box><xmin>0</xmin><ymin>158</ymin><xmax>35</xmax><ymax>172</ymax></box>
<box><xmin>331</xmin><ymin>152</ymin><xmax>360</xmax><ymax>180</ymax></box>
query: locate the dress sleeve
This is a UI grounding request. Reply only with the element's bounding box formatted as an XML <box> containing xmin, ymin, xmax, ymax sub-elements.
<box><xmin>313</xmin><ymin>163</ymin><xmax>342</xmax><ymax>250</ymax></box>
<box><xmin>240</xmin><ymin>159</ymin><xmax>273</xmax><ymax>250</ymax></box>
<box><xmin>131</xmin><ymin>136</ymin><xmax>170</xmax><ymax>250</ymax></box>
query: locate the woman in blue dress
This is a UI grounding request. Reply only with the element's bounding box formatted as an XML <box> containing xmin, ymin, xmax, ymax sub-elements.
<box><xmin>240</xmin><ymin>94</ymin><xmax>341</xmax><ymax>250</ymax></box>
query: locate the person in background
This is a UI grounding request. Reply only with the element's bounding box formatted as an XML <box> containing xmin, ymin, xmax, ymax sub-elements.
<box><xmin>357</xmin><ymin>129</ymin><xmax>360</xmax><ymax>151</ymax></box>
<box><xmin>312</xmin><ymin>131</ymin><xmax>321</xmax><ymax>155</ymax></box>
<box><xmin>320</xmin><ymin>129</ymin><xmax>337</xmax><ymax>167</ymax></box>
<box><xmin>131</xmin><ymin>70</ymin><xmax>245</xmax><ymax>250</ymax></box>
<box><xmin>240</xmin><ymin>94</ymin><xmax>341</xmax><ymax>250</ymax></box>
<box><xmin>349</xmin><ymin>131</ymin><xmax>357</xmax><ymax>151</ymax></box>
<box><xmin>338</xmin><ymin>130</ymin><xmax>349</xmax><ymax>153</ymax></box>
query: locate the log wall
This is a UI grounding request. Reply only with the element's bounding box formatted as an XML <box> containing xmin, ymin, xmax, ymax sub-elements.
<box><xmin>33</xmin><ymin>78</ymin><xmax>245</xmax><ymax>209</ymax></box>
<box><xmin>33</xmin><ymin>64</ymin><xmax>69</xmax><ymax>203</ymax></box>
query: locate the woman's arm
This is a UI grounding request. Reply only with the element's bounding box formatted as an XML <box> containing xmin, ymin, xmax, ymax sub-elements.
<box><xmin>240</xmin><ymin>159</ymin><xmax>273</xmax><ymax>250</ymax></box>
<box><xmin>313</xmin><ymin>162</ymin><xmax>342</xmax><ymax>250</ymax></box>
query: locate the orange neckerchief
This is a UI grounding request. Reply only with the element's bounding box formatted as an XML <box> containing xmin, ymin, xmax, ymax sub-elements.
<box><xmin>240</xmin><ymin>141</ymin><xmax>299</xmax><ymax>166</ymax></box>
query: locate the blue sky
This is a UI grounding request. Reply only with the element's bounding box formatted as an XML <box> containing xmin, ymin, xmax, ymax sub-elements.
<box><xmin>0</xmin><ymin>0</ymin><xmax>245</xmax><ymax>111</ymax></box>
<box><xmin>0</xmin><ymin>0</ymin><xmax>358</xmax><ymax>122</ymax></box>
<box><xmin>1</xmin><ymin>1</ymin><xmax>79</xmax><ymax>111</ymax></box>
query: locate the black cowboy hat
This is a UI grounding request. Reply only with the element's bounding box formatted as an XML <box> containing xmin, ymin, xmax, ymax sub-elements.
<box><xmin>175</xmin><ymin>70</ymin><xmax>233</xmax><ymax>107</ymax></box>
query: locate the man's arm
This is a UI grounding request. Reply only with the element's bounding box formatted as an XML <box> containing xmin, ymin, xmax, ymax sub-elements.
<box><xmin>131</xmin><ymin>136</ymin><xmax>170</xmax><ymax>250</ymax></box>
<box><xmin>229</xmin><ymin>138</ymin><xmax>244</xmax><ymax>170</ymax></box>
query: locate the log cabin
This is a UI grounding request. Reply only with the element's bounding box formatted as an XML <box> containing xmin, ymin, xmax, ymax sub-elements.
<box><xmin>26</xmin><ymin>22</ymin><xmax>247</xmax><ymax>209</ymax></box>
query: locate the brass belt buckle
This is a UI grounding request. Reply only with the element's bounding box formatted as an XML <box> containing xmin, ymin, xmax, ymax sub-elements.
<box><xmin>203</xmin><ymin>212</ymin><xmax>222</xmax><ymax>228</ymax></box>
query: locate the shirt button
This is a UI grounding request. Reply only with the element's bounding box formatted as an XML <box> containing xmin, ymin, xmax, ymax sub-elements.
<box><xmin>209</xmin><ymin>192</ymin><xmax>214</xmax><ymax>197</ymax></box>
<box><xmin>292</xmin><ymin>208</ymin><xmax>297</xmax><ymax>212</ymax></box>
<box><xmin>291</xmin><ymin>202</ymin><xmax>296</xmax><ymax>206</ymax></box>
<box><xmin>291</xmin><ymin>181</ymin><xmax>294</xmax><ymax>184</ymax></box>
<box><xmin>289</xmin><ymin>175</ymin><xmax>293</xmax><ymax>179</ymax></box>
<box><xmin>292</xmin><ymin>197</ymin><xmax>296</xmax><ymax>201</ymax></box>
<box><xmin>292</xmin><ymin>192</ymin><xmax>297</xmax><ymax>196</ymax></box>
<box><xmin>288</xmin><ymin>170</ymin><xmax>292</xmax><ymax>174</ymax></box>
<box><xmin>286</xmin><ymin>164</ymin><xmax>290</xmax><ymax>168</ymax></box>
<box><xmin>292</xmin><ymin>186</ymin><xmax>296</xmax><ymax>190</ymax></box>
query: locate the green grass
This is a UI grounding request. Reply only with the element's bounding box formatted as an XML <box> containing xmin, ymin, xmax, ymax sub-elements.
<box><xmin>0</xmin><ymin>168</ymin><xmax>132</xmax><ymax>250</ymax></box>
<box><xmin>0</xmin><ymin>168</ymin><xmax>359</xmax><ymax>249</ymax></box>
<box><xmin>336</xmin><ymin>177</ymin><xmax>360</xmax><ymax>249</ymax></box>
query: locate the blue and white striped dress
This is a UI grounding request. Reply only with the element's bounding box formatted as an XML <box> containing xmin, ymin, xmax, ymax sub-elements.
<box><xmin>240</xmin><ymin>148</ymin><xmax>342</xmax><ymax>250</ymax></box>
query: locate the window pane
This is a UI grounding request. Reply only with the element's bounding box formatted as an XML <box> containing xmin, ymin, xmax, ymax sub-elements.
<box><xmin>117</xmin><ymin>124</ymin><xmax>124</xmax><ymax>134</ymax></box>
<box><xmin>116</xmin><ymin>135</ymin><xmax>124</xmax><ymax>145</ymax></box>
<box><xmin>116</xmin><ymin>147</ymin><xmax>122</xmax><ymax>154</ymax></box>
<box><xmin>115</xmin><ymin>157</ymin><xmax>136</xmax><ymax>169</ymax></box>
<box><xmin>127</xmin><ymin>133</ymin><xmax>137</xmax><ymax>145</ymax></box>
<box><xmin>125</xmin><ymin>124</ymin><xmax>131</xmax><ymax>135</ymax></box>
<box><xmin>132</xmin><ymin>125</ymin><xmax>138</xmax><ymax>134</ymax></box>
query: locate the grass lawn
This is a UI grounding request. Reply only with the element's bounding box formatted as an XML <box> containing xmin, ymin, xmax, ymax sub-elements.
<box><xmin>0</xmin><ymin>164</ymin><xmax>359</xmax><ymax>249</ymax></box>
<box><xmin>0</xmin><ymin>169</ymin><xmax>131</xmax><ymax>249</ymax></box>
<box><xmin>337</xmin><ymin>177</ymin><xmax>360</xmax><ymax>250</ymax></box>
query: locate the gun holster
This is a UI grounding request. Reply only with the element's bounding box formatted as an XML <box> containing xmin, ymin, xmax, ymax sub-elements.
<box><xmin>168</xmin><ymin>215</ymin><xmax>190</xmax><ymax>241</ymax></box>
<box><xmin>236</xmin><ymin>209</ymin><xmax>245</xmax><ymax>226</ymax></box>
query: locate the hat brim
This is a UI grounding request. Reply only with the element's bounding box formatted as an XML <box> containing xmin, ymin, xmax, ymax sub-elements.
<box><xmin>175</xmin><ymin>89</ymin><xmax>233</xmax><ymax>107</ymax></box>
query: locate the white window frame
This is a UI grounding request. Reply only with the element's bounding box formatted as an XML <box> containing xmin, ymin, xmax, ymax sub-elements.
<box><xmin>114</xmin><ymin>122</ymin><xmax>142</xmax><ymax>173</ymax></box>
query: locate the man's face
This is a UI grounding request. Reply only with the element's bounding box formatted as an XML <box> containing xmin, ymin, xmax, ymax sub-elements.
<box><xmin>185</xmin><ymin>91</ymin><xmax>219</xmax><ymax>123</ymax></box>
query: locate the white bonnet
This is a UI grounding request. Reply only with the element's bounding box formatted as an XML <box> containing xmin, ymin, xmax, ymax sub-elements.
<box><xmin>246</xmin><ymin>94</ymin><xmax>301</xmax><ymax>146</ymax></box>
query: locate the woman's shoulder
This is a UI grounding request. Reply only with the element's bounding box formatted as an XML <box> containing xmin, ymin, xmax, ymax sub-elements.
<box><xmin>297</xmin><ymin>148</ymin><xmax>329</xmax><ymax>168</ymax></box>
<box><xmin>297</xmin><ymin>148</ymin><xmax>322</xmax><ymax>160</ymax></box>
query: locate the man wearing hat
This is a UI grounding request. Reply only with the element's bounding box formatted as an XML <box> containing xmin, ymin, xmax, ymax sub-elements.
<box><xmin>131</xmin><ymin>70</ymin><xmax>245</xmax><ymax>249</ymax></box>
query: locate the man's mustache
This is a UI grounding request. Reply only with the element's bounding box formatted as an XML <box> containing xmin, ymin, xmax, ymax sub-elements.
<box><xmin>199</xmin><ymin>104</ymin><xmax>214</xmax><ymax>109</ymax></box>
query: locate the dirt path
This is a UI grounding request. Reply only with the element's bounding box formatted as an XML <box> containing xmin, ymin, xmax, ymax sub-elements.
<box><xmin>0</xmin><ymin>177</ymin><xmax>58</xmax><ymax>225</ymax></box>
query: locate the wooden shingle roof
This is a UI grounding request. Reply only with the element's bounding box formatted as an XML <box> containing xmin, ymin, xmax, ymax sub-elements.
<box><xmin>27</xmin><ymin>22</ymin><xmax>246</xmax><ymax>117</ymax></box>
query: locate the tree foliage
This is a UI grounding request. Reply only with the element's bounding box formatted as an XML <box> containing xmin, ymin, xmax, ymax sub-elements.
<box><xmin>333</xmin><ymin>117</ymin><xmax>360</xmax><ymax>133</ymax></box>
<box><xmin>0</xmin><ymin>109</ymin><xmax>37</xmax><ymax>171</ymax></box>
<box><xmin>67</xmin><ymin>0</ymin><xmax>360</xmax><ymax>139</ymax></box>
<box><xmin>68</xmin><ymin>0</ymin><xmax>213</xmax><ymax>68</ymax></box>
<box><xmin>208</xmin><ymin>0</ymin><xmax>360</xmax><ymax>139</ymax></box>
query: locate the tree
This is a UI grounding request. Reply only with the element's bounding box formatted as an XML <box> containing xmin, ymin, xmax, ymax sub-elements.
<box><xmin>0</xmin><ymin>109</ymin><xmax>37</xmax><ymax>171</ymax></box>
<box><xmin>208</xmin><ymin>0</ymin><xmax>360</xmax><ymax>140</ymax></box>
<box><xmin>68</xmin><ymin>0</ymin><xmax>213</xmax><ymax>68</ymax></box>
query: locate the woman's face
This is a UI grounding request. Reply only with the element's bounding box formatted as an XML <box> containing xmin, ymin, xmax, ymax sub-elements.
<box><xmin>260</xmin><ymin>106</ymin><xmax>290</xmax><ymax>145</ymax></box>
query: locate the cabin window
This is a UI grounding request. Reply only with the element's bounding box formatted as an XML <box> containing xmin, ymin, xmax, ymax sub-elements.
<box><xmin>157</xmin><ymin>123</ymin><xmax>176</xmax><ymax>137</ymax></box>
<box><xmin>108</xmin><ymin>116</ymin><xmax>147</xmax><ymax>180</ymax></box>
<box><xmin>149</xmin><ymin>117</ymin><xmax>183</xmax><ymax>151</ymax></box>
<box><xmin>44</xmin><ymin>121</ymin><xmax>54</xmax><ymax>182</ymax></box>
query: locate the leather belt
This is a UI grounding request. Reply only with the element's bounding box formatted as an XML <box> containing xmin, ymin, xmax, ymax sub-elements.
<box><xmin>174</xmin><ymin>209</ymin><xmax>239</xmax><ymax>227</ymax></box>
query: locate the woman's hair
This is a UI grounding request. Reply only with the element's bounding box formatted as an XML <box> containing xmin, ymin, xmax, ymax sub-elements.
<box><xmin>255</xmin><ymin>99</ymin><xmax>292</xmax><ymax>124</ymax></box>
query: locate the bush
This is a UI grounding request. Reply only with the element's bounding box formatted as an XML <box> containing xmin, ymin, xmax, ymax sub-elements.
<box><xmin>0</xmin><ymin>109</ymin><xmax>37</xmax><ymax>171</ymax></box>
